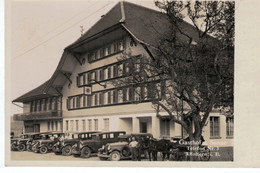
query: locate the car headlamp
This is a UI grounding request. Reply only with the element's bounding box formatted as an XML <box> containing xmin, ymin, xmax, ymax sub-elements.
<box><xmin>107</xmin><ymin>145</ymin><xmax>111</xmax><ymax>151</ymax></box>
<box><xmin>102</xmin><ymin>145</ymin><xmax>105</xmax><ymax>150</ymax></box>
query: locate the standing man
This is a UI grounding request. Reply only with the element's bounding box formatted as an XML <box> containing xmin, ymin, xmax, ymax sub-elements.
<box><xmin>129</xmin><ymin>137</ymin><xmax>138</xmax><ymax>161</ymax></box>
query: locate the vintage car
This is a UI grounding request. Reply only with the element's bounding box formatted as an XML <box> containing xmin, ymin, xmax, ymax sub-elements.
<box><xmin>97</xmin><ymin>133</ymin><xmax>153</xmax><ymax>161</ymax></box>
<box><xmin>11</xmin><ymin>133</ymin><xmax>41</xmax><ymax>151</ymax></box>
<box><xmin>72</xmin><ymin>131</ymin><xmax>126</xmax><ymax>158</ymax></box>
<box><xmin>26</xmin><ymin>133</ymin><xmax>45</xmax><ymax>151</ymax></box>
<box><xmin>31</xmin><ymin>132</ymin><xmax>64</xmax><ymax>154</ymax></box>
<box><xmin>52</xmin><ymin>131</ymin><xmax>99</xmax><ymax>156</ymax></box>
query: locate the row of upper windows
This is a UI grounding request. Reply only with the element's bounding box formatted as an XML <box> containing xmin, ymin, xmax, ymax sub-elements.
<box><xmin>77</xmin><ymin>61</ymin><xmax>132</xmax><ymax>87</ymax></box>
<box><xmin>87</xmin><ymin>39</ymin><xmax>126</xmax><ymax>63</ymax></box>
<box><xmin>67</xmin><ymin>82</ymin><xmax>164</xmax><ymax>110</ymax></box>
<box><xmin>29</xmin><ymin>97</ymin><xmax>58</xmax><ymax>112</ymax></box>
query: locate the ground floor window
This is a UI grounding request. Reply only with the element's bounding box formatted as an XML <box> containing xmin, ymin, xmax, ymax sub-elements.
<box><xmin>103</xmin><ymin>118</ymin><xmax>109</xmax><ymax>131</ymax></box>
<box><xmin>76</xmin><ymin>120</ymin><xmax>79</xmax><ymax>131</ymax></box>
<box><xmin>70</xmin><ymin>120</ymin><xmax>74</xmax><ymax>131</ymax></box>
<box><xmin>226</xmin><ymin>117</ymin><xmax>234</xmax><ymax>137</ymax></box>
<box><xmin>160</xmin><ymin>119</ymin><xmax>170</xmax><ymax>137</ymax></box>
<box><xmin>82</xmin><ymin>120</ymin><xmax>86</xmax><ymax>131</ymax></box>
<box><xmin>210</xmin><ymin>116</ymin><xmax>220</xmax><ymax>137</ymax></box>
<box><xmin>88</xmin><ymin>119</ymin><xmax>92</xmax><ymax>131</ymax></box>
<box><xmin>94</xmin><ymin>119</ymin><xmax>98</xmax><ymax>131</ymax></box>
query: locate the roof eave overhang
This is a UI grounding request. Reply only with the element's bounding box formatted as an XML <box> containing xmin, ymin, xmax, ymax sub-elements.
<box><xmin>65</xmin><ymin>22</ymin><xmax>123</xmax><ymax>52</ymax></box>
<box><xmin>12</xmin><ymin>93</ymin><xmax>58</xmax><ymax>103</ymax></box>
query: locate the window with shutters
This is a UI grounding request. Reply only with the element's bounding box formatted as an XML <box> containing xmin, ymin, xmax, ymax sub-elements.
<box><xmin>87</xmin><ymin>73</ymin><xmax>91</xmax><ymax>84</ymax></box>
<box><xmin>99</xmin><ymin>92</ymin><xmax>104</xmax><ymax>105</ymax></box>
<box><xmin>76</xmin><ymin>96</ymin><xmax>80</xmax><ymax>108</ymax></box>
<box><xmin>107</xmin><ymin>91</ymin><xmax>111</xmax><ymax>104</ymax></box>
<box><xmin>99</xmin><ymin>69</ymin><xmax>104</xmax><ymax>81</ymax></box>
<box><xmin>94</xmin><ymin>93</ymin><xmax>98</xmax><ymax>106</ymax></box>
<box><xmin>87</xmin><ymin>95</ymin><xmax>92</xmax><ymax>107</ymax></box>
<box><xmin>113</xmin><ymin>65</ymin><xmax>118</xmax><ymax>77</ymax></box>
<box><xmin>107</xmin><ymin>66</ymin><xmax>111</xmax><ymax>79</ymax></box>
<box><xmin>113</xmin><ymin>90</ymin><xmax>118</xmax><ymax>103</ymax></box>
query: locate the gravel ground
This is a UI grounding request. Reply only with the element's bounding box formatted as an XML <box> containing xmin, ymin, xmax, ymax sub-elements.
<box><xmin>11</xmin><ymin>147</ymin><xmax>233</xmax><ymax>161</ymax></box>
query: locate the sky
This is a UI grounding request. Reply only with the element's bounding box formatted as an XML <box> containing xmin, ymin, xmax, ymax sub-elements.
<box><xmin>6</xmin><ymin>0</ymin><xmax>161</xmax><ymax>115</ymax></box>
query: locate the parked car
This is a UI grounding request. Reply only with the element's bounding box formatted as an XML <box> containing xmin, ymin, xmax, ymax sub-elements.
<box><xmin>72</xmin><ymin>131</ymin><xmax>126</xmax><ymax>158</ymax></box>
<box><xmin>11</xmin><ymin>133</ymin><xmax>41</xmax><ymax>151</ymax></box>
<box><xmin>97</xmin><ymin>133</ymin><xmax>153</xmax><ymax>161</ymax></box>
<box><xmin>31</xmin><ymin>132</ymin><xmax>64</xmax><ymax>154</ymax></box>
<box><xmin>52</xmin><ymin>131</ymin><xmax>99</xmax><ymax>156</ymax></box>
<box><xmin>26</xmin><ymin>133</ymin><xmax>46</xmax><ymax>151</ymax></box>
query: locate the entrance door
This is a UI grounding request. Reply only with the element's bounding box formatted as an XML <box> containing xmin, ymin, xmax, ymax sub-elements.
<box><xmin>140</xmin><ymin>122</ymin><xmax>147</xmax><ymax>133</ymax></box>
<box><xmin>34</xmin><ymin>124</ymin><xmax>40</xmax><ymax>132</ymax></box>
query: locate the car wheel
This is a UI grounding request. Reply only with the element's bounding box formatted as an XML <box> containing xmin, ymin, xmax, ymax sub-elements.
<box><xmin>122</xmin><ymin>147</ymin><xmax>131</xmax><ymax>157</ymax></box>
<box><xmin>11</xmin><ymin>144</ymin><xmax>16</xmax><ymax>151</ymax></box>
<box><xmin>109</xmin><ymin>151</ymin><xmax>121</xmax><ymax>161</ymax></box>
<box><xmin>62</xmin><ymin>145</ymin><xmax>72</xmax><ymax>156</ymax></box>
<box><xmin>81</xmin><ymin>147</ymin><xmax>91</xmax><ymax>158</ymax></box>
<box><xmin>18</xmin><ymin>144</ymin><xmax>26</xmax><ymax>151</ymax></box>
<box><xmin>40</xmin><ymin>146</ymin><xmax>48</xmax><ymax>154</ymax></box>
<box><xmin>199</xmin><ymin>147</ymin><xmax>211</xmax><ymax>161</ymax></box>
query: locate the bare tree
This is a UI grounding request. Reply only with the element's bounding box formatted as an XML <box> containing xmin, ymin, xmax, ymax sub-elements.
<box><xmin>112</xmin><ymin>1</ymin><xmax>234</xmax><ymax>142</ymax></box>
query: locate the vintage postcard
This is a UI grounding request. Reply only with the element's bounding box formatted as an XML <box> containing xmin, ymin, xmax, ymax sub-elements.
<box><xmin>4</xmin><ymin>0</ymin><xmax>260</xmax><ymax>167</ymax></box>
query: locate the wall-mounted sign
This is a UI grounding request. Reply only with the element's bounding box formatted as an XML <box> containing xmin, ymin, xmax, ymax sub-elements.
<box><xmin>84</xmin><ymin>86</ymin><xmax>92</xmax><ymax>95</ymax></box>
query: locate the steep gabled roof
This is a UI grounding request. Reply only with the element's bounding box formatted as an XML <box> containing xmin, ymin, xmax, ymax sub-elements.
<box><xmin>14</xmin><ymin>1</ymin><xmax>216</xmax><ymax>103</ymax></box>
<box><xmin>67</xmin><ymin>1</ymin><xmax>208</xmax><ymax>51</ymax></box>
<box><xmin>13</xmin><ymin>79</ymin><xmax>60</xmax><ymax>102</ymax></box>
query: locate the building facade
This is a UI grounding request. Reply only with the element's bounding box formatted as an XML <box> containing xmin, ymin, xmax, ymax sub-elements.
<box><xmin>13</xmin><ymin>2</ymin><xmax>233</xmax><ymax>147</ymax></box>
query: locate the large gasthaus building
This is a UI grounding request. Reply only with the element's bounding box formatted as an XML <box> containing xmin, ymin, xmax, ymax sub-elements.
<box><xmin>13</xmin><ymin>2</ymin><xmax>233</xmax><ymax>147</ymax></box>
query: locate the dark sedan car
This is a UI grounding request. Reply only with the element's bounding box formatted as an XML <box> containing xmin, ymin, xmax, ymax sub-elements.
<box><xmin>31</xmin><ymin>132</ymin><xmax>64</xmax><ymax>154</ymax></box>
<box><xmin>52</xmin><ymin>131</ymin><xmax>99</xmax><ymax>156</ymax></box>
<box><xmin>11</xmin><ymin>133</ymin><xmax>41</xmax><ymax>151</ymax></box>
<box><xmin>98</xmin><ymin>133</ymin><xmax>153</xmax><ymax>161</ymax></box>
<box><xmin>72</xmin><ymin>131</ymin><xmax>126</xmax><ymax>158</ymax></box>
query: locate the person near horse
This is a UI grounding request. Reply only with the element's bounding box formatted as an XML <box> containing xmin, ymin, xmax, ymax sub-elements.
<box><xmin>129</xmin><ymin>136</ymin><xmax>139</xmax><ymax>161</ymax></box>
<box><xmin>136</xmin><ymin>137</ymin><xmax>143</xmax><ymax>161</ymax></box>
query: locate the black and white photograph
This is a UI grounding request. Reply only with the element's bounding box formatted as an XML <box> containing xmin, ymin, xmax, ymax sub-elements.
<box><xmin>7</xmin><ymin>0</ymin><xmax>259</xmax><ymax>167</ymax></box>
